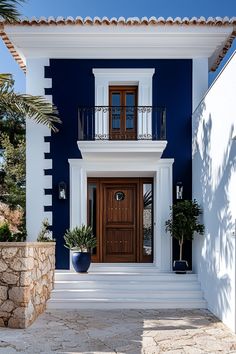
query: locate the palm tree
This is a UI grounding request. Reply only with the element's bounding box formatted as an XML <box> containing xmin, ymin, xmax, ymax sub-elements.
<box><xmin>0</xmin><ymin>74</ymin><xmax>60</xmax><ymax>132</ymax></box>
<box><xmin>0</xmin><ymin>1</ymin><xmax>61</xmax><ymax>131</ymax></box>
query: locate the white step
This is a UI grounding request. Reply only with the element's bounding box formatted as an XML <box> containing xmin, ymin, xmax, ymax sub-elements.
<box><xmin>48</xmin><ymin>298</ymin><xmax>207</xmax><ymax>310</ymax></box>
<box><xmin>55</xmin><ymin>272</ymin><xmax>198</xmax><ymax>282</ymax></box>
<box><xmin>52</xmin><ymin>289</ymin><xmax>204</xmax><ymax>299</ymax></box>
<box><xmin>49</xmin><ymin>269</ymin><xmax>206</xmax><ymax>310</ymax></box>
<box><xmin>89</xmin><ymin>264</ymin><xmax>173</xmax><ymax>272</ymax></box>
<box><xmin>55</xmin><ymin>280</ymin><xmax>201</xmax><ymax>290</ymax></box>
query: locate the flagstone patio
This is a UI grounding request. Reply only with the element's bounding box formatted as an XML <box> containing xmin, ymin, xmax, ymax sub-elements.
<box><xmin>0</xmin><ymin>309</ymin><xmax>235</xmax><ymax>353</ymax></box>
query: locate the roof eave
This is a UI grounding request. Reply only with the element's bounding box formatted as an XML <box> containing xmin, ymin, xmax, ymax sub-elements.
<box><xmin>1</xmin><ymin>17</ymin><xmax>236</xmax><ymax>74</ymax></box>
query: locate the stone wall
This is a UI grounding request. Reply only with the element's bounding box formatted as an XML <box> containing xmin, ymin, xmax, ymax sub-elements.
<box><xmin>0</xmin><ymin>242</ymin><xmax>55</xmax><ymax>328</ymax></box>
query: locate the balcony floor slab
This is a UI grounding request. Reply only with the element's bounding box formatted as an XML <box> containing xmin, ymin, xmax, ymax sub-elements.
<box><xmin>77</xmin><ymin>140</ymin><xmax>167</xmax><ymax>161</ymax></box>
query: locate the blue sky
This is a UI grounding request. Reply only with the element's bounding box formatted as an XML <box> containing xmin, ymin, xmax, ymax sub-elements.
<box><xmin>1</xmin><ymin>0</ymin><xmax>236</xmax><ymax>92</ymax></box>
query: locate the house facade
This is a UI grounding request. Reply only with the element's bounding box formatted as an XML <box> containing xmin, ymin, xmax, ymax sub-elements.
<box><xmin>1</xmin><ymin>16</ymin><xmax>235</xmax><ymax>271</ymax></box>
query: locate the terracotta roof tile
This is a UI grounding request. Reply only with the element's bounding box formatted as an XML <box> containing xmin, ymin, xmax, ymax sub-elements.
<box><xmin>1</xmin><ymin>16</ymin><xmax>236</xmax><ymax>26</ymax></box>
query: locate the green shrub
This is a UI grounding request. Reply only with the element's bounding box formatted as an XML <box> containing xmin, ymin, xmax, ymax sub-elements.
<box><xmin>37</xmin><ymin>219</ymin><xmax>55</xmax><ymax>242</ymax></box>
<box><xmin>165</xmin><ymin>199</ymin><xmax>204</xmax><ymax>260</ymax></box>
<box><xmin>64</xmin><ymin>225</ymin><xmax>96</xmax><ymax>252</ymax></box>
<box><xmin>0</xmin><ymin>223</ymin><xmax>12</xmax><ymax>241</ymax></box>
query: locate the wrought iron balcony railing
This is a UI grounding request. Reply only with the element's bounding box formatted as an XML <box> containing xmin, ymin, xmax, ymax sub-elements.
<box><xmin>78</xmin><ymin>106</ymin><xmax>166</xmax><ymax>141</ymax></box>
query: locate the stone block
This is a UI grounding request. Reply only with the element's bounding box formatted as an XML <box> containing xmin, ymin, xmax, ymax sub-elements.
<box><xmin>1</xmin><ymin>272</ymin><xmax>19</xmax><ymax>285</ymax></box>
<box><xmin>20</xmin><ymin>271</ymin><xmax>32</xmax><ymax>286</ymax></box>
<box><xmin>11</xmin><ymin>257</ymin><xmax>34</xmax><ymax>271</ymax></box>
<box><xmin>8</xmin><ymin>315</ymin><xmax>25</xmax><ymax>329</ymax></box>
<box><xmin>0</xmin><ymin>310</ymin><xmax>11</xmax><ymax>319</ymax></box>
<box><xmin>0</xmin><ymin>300</ymin><xmax>15</xmax><ymax>313</ymax></box>
<box><xmin>9</xmin><ymin>286</ymin><xmax>31</xmax><ymax>304</ymax></box>
<box><xmin>0</xmin><ymin>286</ymin><xmax>8</xmax><ymax>301</ymax></box>
<box><xmin>1</xmin><ymin>247</ymin><xmax>18</xmax><ymax>259</ymax></box>
<box><xmin>0</xmin><ymin>259</ymin><xmax>8</xmax><ymax>272</ymax></box>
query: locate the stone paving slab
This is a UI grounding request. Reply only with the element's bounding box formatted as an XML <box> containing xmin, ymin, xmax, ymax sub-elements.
<box><xmin>0</xmin><ymin>309</ymin><xmax>235</xmax><ymax>353</ymax></box>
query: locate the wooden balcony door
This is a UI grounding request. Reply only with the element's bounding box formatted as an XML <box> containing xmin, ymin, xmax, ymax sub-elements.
<box><xmin>109</xmin><ymin>86</ymin><xmax>137</xmax><ymax>140</ymax></box>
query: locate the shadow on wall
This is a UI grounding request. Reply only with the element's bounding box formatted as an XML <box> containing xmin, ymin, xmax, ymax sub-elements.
<box><xmin>193</xmin><ymin>100</ymin><xmax>236</xmax><ymax>322</ymax></box>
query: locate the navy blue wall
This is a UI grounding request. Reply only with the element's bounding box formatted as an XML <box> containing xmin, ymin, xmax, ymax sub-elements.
<box><xmin>45</xmin><ymin>59</ymin><xmax>192</xmax><ymax>269</ymax></box>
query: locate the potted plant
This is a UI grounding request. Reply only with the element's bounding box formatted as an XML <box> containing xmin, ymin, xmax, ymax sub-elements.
<box><xmin>165</xmin><ymin>199</ymin><xmax>204</xmax><ymax>273</ymax></box>
<box><xmin>64</xmin><ymin>224</ymin><xmax>96</xmax><ymax>273</ymax></box>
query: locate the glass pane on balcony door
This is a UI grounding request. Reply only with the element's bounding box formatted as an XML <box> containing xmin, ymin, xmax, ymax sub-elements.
<box><xmin>143</xmin><ymin>183</ymin><xmax>153</xmax><ymax>257</ymax></box>
<box><xmin>111</xmin><ymin>93</ymin><xmax>121</xmax><ymax>129</ymax></box>
<box><xmin>126</xmin><ymin>93</ymin><xmax>135</xmax><ymax>129</ymax></box>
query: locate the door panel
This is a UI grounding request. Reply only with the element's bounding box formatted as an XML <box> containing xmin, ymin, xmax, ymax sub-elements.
<box><xmin>87</xmin><ymin>178</ymin><xmax>153</xmax><ymax>263</ymax></box>
<box><xmin>103</xmin><ymin>184</ymin><xmax>137</xmax><ymax>262</ymax></box>
<box><xmin>106</xmin><ymin>230</ymin><xmax>134</xmax><ymax>255</ymax></box>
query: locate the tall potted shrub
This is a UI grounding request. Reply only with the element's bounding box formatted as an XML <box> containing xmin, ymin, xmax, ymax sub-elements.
<box><xmin>64</xmin><ymin>225</ymin><xmax>96</xmax><ymax>273</ymax></box>
<box><xmin>165</xmin><ymin>199</ymin><xmax>204</xmax><ymax>273</ymax></box>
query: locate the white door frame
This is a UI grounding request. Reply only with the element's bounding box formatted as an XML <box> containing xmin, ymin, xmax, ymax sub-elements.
<box><xmin>68</xmin><ymin>157</ymin><xmax>174</xmax><ymax>271</ymax></box>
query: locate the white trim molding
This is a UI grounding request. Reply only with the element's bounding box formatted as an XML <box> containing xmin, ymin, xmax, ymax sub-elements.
<box><xmin>93</xmin><ymin>68</ymin><xmax>155</xmax><ymax>139</ymax></box>
<box><xmin>68</xmin><ymin>157</ymin><xmax>174</xmax><ymax>271</ymax></box>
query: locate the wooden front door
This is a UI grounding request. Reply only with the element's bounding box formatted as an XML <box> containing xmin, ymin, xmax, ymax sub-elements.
<box><xmin>102</xmin><ymin>182</ymin><xmax>137</xmax><ymax>262</ymax></box>
<box><xmin>88</xmin><ymin>178</ymin><xmax>153</xmax><ymax>263</ymax></box>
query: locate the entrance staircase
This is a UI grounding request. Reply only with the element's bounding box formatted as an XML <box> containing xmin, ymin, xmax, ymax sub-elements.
<box><xmin>47</xmin><ymin>264</ymin><xmax>207</xmax><ymax>309</ymax></box>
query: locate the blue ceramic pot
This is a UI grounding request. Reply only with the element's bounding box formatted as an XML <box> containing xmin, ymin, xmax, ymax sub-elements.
<box><xmin>72</xmin><ymin>252</ymin><xmax>91</xmax><ymax>273</ymax></box>
<box><xmin>173</xmin><ymin>260</ymin><xmax>188</xmax><ymax>274</ymax></box>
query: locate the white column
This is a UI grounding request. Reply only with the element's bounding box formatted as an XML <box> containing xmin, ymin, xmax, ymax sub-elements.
<box><xmin>69</xmin><ymin>160</ymin><xmax>87</xmax><ymax>228</ymax></box>
<box><xmin>69</xmin><ymin>160</ymin><xmax>87</xmax><ymax>270</ymax></box>
<box><xmin>154</xmin><ymin>159</ymin><xmax>174</xmax><ymax>271</ymax></box>
<box><xmin>26</xmin><ymin>58</ymin><xmax>52</xmax><ymax>241</ymax></box>
<box><xmin>153</xmin><ymin>170</ymin><xmax>160</xmax><ymax>266</ymax></box>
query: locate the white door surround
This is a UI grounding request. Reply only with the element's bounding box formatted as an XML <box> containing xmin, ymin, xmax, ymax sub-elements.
<box><xmin>68</xmin><ymin>157</ymin><xmax>174</xmax><ymax>271</ymax></box>
<box><xmin>93</xmin><ymin>68</ymin><xmax>155</xmax><ymax>139</ymax></box>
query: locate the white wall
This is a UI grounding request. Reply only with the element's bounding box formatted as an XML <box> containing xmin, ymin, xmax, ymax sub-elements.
<box><xmin>192</xmin><ymin>58</ymin><xmax>208</xmax><ymax>112</ymax></box>
<box><xmin>26</xmin><ymin>58</ymin><xmax>52</xmax><ymax>241</ymax></box>
<box><xmin>192</xmin><ymin>52</ymin><xmax>236</xmax><ymax>332</ymax></box>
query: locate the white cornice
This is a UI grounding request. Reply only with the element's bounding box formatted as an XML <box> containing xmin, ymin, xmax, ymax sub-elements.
<box><xmin>77</xmin><ymin>140</ymin><xmax>168</xmax><ymax>161</ymax></box>
<box><xmin>4</xmin><ymin>24</ymin><xmax>234</xmax><ymax>71</ymax></box>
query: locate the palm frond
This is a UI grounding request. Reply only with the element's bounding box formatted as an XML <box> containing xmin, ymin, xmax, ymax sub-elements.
<box><xmin>143</xmin><ymin>190</ymin><xmax>152</xmax><ymax>208</ymax></box>
<box><xmin>0</xmin><ymin>92</ymin><xmax>61</xmax><ymax>132</ymax></box>
<box><xmin>0</xmin><ymin>73</ymin><xmax>13</xmax><ymax>84</ymax></box>
<box><xmin>0</xmin><ymin>73</ymin><xmax>14</xmax><ymax>92</ymax></box>
<box><xmin>0</xmin><ymin>0</ymin><xmax>25</xmax><ymax>22</ymax></box>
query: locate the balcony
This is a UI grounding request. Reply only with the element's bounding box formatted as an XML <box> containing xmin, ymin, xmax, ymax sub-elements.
<box><xmin>77</xmin><ymin>106</ymin><xmax>167</xmax><ymax>161</ymax></box>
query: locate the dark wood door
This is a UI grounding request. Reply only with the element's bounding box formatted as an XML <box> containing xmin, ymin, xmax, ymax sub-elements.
<box><xmin>102</xmin><ymin>183</ymin><xmax>137</xmax><ymax>262</ymax></box>
<box><xmin>88</xmin><ymin>177</ymin><xmax>153</xmax><ymax>263</ymax></box>
<box><xmin>109</xmin><ymin>86</ymin><xmax>137</xmax><ymax>140</ymax></box>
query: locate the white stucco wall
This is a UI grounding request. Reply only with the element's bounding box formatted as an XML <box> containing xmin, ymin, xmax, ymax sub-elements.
<box><xmin>26</xmin><ymin>58</ymin><xmax>52</xmax><ymax>240</ymax></box>
<box><xmin>192</xmin><ymin>58</ymin><xmax>208</xmax><ymax>112</ymax></box>
<box><xmin>192</xmin><ymin>52</ymin><xmax>236</xmax><ymax>332</ymax></box>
